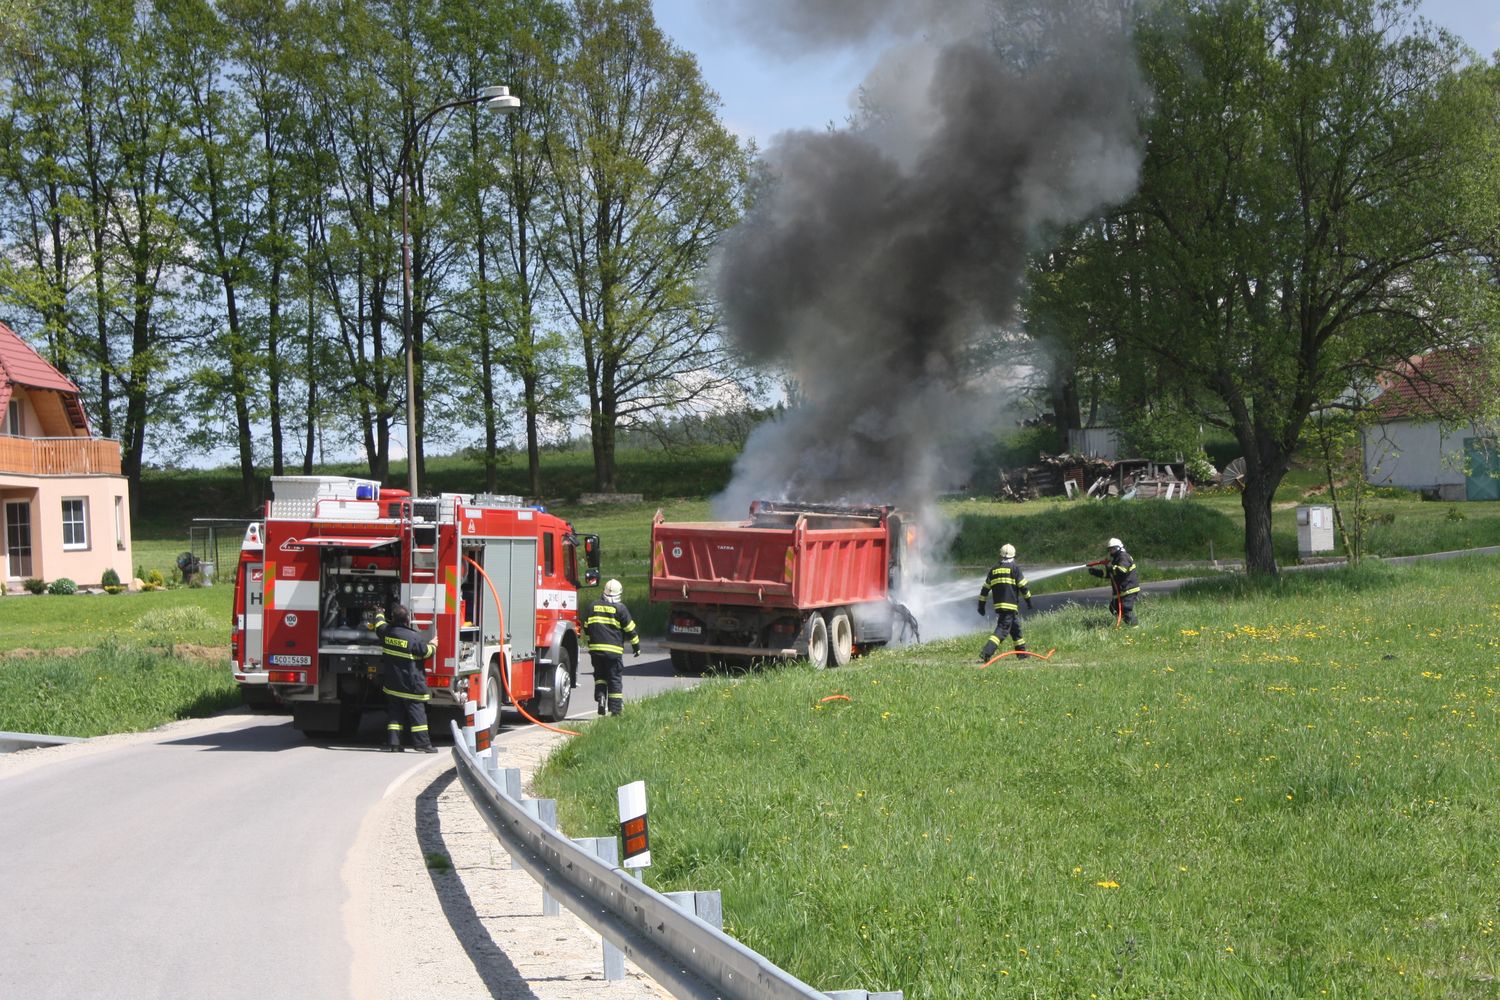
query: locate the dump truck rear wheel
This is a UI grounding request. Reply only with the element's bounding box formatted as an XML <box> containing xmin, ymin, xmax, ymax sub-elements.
<box><xmin>828</xmin><ymin>609</ymin><xmax>854</xmax><ymax>666</ymax></box>
<box><xmin>805</xmin><ymin>614</ymin><xmax>830</xmax><ymax>669</ymax></box>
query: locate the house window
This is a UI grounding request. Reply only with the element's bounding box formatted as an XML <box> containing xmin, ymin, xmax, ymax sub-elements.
<box><xmin>115</xmin><ymin>496</ymin><xmax>126</xmax><ymax>549</ymax></box>
<box><xmin>62</xmin><ymin>497</ymin><xmax>89</xmax><ymax>550</ymax></box>
<box><xmin>5</xmin><ymin>400</ymin><xmax>21</xmax><ymax>436</ymax></box>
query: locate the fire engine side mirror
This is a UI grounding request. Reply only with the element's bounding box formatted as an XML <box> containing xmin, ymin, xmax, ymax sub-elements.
<box><xmin>582</xmin><ymin>534</ymin><xmax>601</xmax><ymax>572</ymax></box>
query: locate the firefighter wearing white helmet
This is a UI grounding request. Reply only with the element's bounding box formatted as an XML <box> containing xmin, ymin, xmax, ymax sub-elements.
<box><xmin>977</xmin><ymin>543</ymin><xmax>1033</xmax><ymax>663</ymax></box>
<box><xmin>584</xmin><ymin>578</ymin><xmax>640</xmax><ymax>716</ymax></box>
<box><xmin>1089</xmin><ymin>537</ymin><xmax>1140</xmax><ymax>626</ymax></box>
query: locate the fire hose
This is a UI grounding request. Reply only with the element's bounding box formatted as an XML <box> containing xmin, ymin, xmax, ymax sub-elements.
<box><xmin>465</xmin><ymin>555</ymin><xmax>582</xmax><ymax>738</ymax></box>
<box><xmin>977</xmin><ymin>647</ymin><xmax>1056</xmax><ymax>669</ymax></box>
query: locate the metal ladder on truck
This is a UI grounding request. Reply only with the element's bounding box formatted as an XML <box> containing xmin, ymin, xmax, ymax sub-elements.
<box><xmin>401</xmin><ymin>499</ymin><xmax>441</xmax><ymax>633</ymax></box>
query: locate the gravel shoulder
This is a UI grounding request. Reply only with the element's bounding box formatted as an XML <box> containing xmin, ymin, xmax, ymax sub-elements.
<box><xmin>344</xmin><ymin>722</ymin><xmax>671</xmax><ymax>1000</ymax></box>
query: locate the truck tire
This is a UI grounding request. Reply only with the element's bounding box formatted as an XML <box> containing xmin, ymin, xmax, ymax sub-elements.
<box><xmin>804</xmin><ymin>614</ymin><xmax>830</xmax><ymax>669</ymax></box>
<box><xmin>528</xmin><ymin>649</ymin><xmax>575</xmax><ymax>723</ymax></box>
<box><xmin>827</xmin><ymin>608</ymin><xmax>854</xmax><ymax>667</ymax></box>
<box><xmin>482</xmin><ymin>659</ymin><xmax>507</xmax><ymax>737</ymax></box>
<box><xmin>669</xmin><ymin>649</ymin><xmax>709</xmax><ymax>676</ymax></box>
<box><xmin>336</xmin><ymin>695</ymin><xmax>363</xmax><ymax>741</ymax></box>
<box><xmin>239</xmin><ymin>686</ymin><xmax>282</xmax><ymax>713</ymax></box>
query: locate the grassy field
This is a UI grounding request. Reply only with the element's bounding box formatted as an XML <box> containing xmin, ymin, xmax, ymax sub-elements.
<box><xmin>535</xmin><ymin>557</ymin><xmax>1500</xmax><ymax>999</ymax></box>
<box><xmin>0</xmin><ymin>643</ymin><xmax>239</xmax><ymax>737</ymax></box>
<box><xmin>0</xmin><ymin>585</ymin><xmax>231</xmax><ymax>653</ymax></box>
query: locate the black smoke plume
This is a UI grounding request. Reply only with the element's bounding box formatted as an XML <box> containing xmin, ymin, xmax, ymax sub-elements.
<box><xmin>712</xmin><ymin>0</ymin><xmax>1144</xmax><ymax>523</ymax></box>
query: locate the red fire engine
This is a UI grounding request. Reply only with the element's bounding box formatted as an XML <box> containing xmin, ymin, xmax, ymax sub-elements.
<box><xmin>231</xmin><ymin>476</ymin><xmax>600</xmax><ymax>738</ymax></box>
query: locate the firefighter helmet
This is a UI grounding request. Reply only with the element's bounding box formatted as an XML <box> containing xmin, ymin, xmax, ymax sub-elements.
<box><xmin>603</xmin><ymin>579</ymin><xmax>623</xmax><ymax>600</ymax></box>
<box><xmin>1107</xmin><ymin>537</ymin><xmax>1123</xmax><ymax>551</ymax></box>
<box><xmin>1000</xmin><ymin>543</ymin><xmax>1015</xmax><ymax>559</ymax></box>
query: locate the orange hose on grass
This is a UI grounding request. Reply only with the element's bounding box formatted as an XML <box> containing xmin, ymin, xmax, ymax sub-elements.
<box><xmin>465</xmin><ymin>556</ymin><xmax>582</xmax><ymax>738</ymax></box>
<box><xmin>977</xmin><ymin>647</ymin><xmax>1057</xmax><ymax>669</ymax></box>
<box><xmin>818</xmin><ymin>694</ymin><xmax>852</xmax><ymax>704</ymax></box>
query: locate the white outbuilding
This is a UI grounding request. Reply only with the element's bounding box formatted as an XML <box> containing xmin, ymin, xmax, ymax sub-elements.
<box><xmin>1362</xmin><ymin>349</ymin><xmax>1499</xmax><ymax>501</ymax></box>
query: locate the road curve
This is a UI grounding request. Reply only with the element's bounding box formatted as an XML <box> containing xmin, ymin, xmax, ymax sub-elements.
<box><xmin>0</xmin><ymin>712</ymin><xmax>438</xmax><ymax>1000</ymax></box>
<box><xmin>0</xmin><ymin>648</ymin><xmax>695</xmax><ymax>1000</ymax></box>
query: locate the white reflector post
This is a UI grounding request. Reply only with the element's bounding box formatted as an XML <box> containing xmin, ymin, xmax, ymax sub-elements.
<box><xmin>617</xmin><ymin>780</ymin><xmax>650</xmax><ymax>869</ymax></box>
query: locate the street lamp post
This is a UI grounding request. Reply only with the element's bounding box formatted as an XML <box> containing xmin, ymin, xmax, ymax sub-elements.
<box><xmin>401</xmin><ymin>85</ymin><xmax>520</xmax><ymax>498</ymax></box>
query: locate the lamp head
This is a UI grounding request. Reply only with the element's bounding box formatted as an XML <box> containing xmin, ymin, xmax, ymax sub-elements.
<box><xmin>478</xmin><ymin>85</ymin><xmax>521</xmax><ymax>114</ymax></box>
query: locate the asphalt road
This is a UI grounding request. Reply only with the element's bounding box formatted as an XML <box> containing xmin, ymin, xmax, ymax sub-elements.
<box><xmin>0</xmin><ymin>712</ymin><xmax>457</xmax><ymax>999</ymax></box>
<box><xmin>0</xmin><ymin>649</ymin><xmax>693</xmax><ymax>1000</ymax></box>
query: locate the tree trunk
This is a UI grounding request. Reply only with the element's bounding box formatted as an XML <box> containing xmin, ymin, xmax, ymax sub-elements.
<box><xmin>1240</xmin><ymin>472</ymin><xmax>1280</xmax><ymax>575</ymax></box>
<box><xmin>525</xmin><ymin>373</ymin><xmax>541</xmax><ymax>496</ymax></box>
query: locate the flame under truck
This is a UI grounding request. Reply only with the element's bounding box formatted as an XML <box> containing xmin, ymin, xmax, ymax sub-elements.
<box><xmin>231</xmin><ymin>476</ymin><xmax>600</xmax><ymax>738</ymax></box>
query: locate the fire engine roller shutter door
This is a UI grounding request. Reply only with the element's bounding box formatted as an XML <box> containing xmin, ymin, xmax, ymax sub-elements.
<box><xmin>244</xmin><ymin>562</ymin><xmax>264</xmax><ymax>666</ymax></box>
<box><xmin>479</xmin><ymin>537</ymin><xmax>537</xmax><ymax>659</ymax></box>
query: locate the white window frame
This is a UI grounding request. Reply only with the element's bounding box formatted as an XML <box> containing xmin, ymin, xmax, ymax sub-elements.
<box><xmin>62</xmin><ymin>497</ymin><xmax>89</xmax><ymax>551</ymax></box>
<box><xmin>5</xmin><ymin>400</ymin><xmax>21</xmax><ymax>436</ymax></box>
<box><xmin>115</xmin><ymin>496</ymin><xmax>126</xmax><ymax>550</ymax></box>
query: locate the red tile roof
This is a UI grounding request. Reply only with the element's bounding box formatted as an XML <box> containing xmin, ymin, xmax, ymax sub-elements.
<box><xmin>0</xmin><ymin>321</ymin><xmax>81</xmax><ymax>394</ymax></box>
<box><xmin>1369</xmin><ymin>347</ymin><xmax>1494</xmax><ymax>421</ymax></box>
<box><xmin>0</xmin><ymin>320</ymin><xmax>91</xmax><ymax>433</ymax></box>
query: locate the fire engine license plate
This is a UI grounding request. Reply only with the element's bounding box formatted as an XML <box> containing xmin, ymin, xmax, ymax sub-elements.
<box><xmin>270</xmin><ymin>654</ymin><xmax>312</xmax><ymax>666</ymax></box>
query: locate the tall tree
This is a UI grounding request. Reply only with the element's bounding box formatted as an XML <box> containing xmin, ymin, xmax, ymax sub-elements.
<box><xmin>1045</xmin><ymin>0</ymin><xmax>1500</xmax><ymax>573</ymax></box>
<box><xmin>543</xmin><ymin>0</ymin><xmax>750</xmax><ymax>492</ymax></box>
<box><xmin>164</xmin><ymin>0</ymin><xmax>265</xmax><ymax>507</ymax></box>
<box><xmin>436</xmin><ymin>0</ymin><xmax>571</xmax><ymax>495</ymax></box>
<box><xmin>108</xmin><ymin>2</ymin><xmax>191</xmax><ymax>498</ymax></box>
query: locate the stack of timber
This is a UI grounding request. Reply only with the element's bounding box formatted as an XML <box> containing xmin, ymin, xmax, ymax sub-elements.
<box><xmin>996</xmin><ymin>452</ymin><xmax>1114</xmax><ymax>501</ymax></box>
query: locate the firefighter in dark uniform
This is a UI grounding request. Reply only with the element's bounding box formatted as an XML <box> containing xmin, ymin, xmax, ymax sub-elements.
<box><xmin>1089</xmin><ymin>537</ymin><xmax>1140</xmax><ymax>626</ymax></box>
<box><xmin>373</xmin><ymin>603</ymin><xmax>438</xmax><ymax>752</ymax></box>
<box><xmin>977</xmin><ymin>543</ymin><xmax>1033</xmax><ymax>663</ymax></box>
<box><xmin>585</xmin><ymin>579</ymin><xmax>639</xmax><ymax>716</ymax></box>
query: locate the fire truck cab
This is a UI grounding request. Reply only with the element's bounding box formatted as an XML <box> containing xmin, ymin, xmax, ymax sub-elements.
<box><xmin>231</xmin><ymin>476</ymin><xmax>600</xmax><ymax>739</ymax></box>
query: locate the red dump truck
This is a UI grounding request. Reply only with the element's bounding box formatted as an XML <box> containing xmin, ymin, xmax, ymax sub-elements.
<box><xmin>649</xmin><ymin>500</ymin><xmax>919</xmax><ymax>673</ymax></box>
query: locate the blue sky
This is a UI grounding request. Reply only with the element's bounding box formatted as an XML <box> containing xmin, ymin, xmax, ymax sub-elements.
<box><xmin>651</xmin><ymin>0</ymin><xmax>1500</xmax><ymax>147</ymax></box>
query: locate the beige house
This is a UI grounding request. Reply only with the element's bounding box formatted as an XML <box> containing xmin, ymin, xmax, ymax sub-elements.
<box><xmin>0</xmin><ymin>321</ymin><xmax>132</xmax><ymax>591</ymax></box>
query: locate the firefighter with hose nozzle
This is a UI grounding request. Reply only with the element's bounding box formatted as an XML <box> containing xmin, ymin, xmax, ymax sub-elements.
<box><xmin>373</xmin><ymin>603</ymin><xmax>438</xmax><ymax>752</ymax></box>
<box><xmin>1089</xmin><ymin>537</ymin><xmax>1140</xmax><ymax>626</ymax></box>
<box><xmin>585</xmin><ymin>579</ymin><xmax>640</xmax><ymax>717</ymax></box>
<box><xmin>977</xmin><ymin>543</ymin><xmax>1033</xmax><ymax>663</ymax></box>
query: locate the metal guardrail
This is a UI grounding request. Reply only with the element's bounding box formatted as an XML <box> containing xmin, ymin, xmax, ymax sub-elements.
<box><xmin>449</xmin><ymin>722</ymin><xmax>899</xmax><ymax>1000</ymax></box>
<box><xmin>0</xmin><ymin>731</ymin><xmax>85</xmax><ymax>753</ymax></box>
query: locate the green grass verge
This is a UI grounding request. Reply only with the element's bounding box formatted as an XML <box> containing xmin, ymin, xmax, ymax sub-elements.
<box><xmin>0</xmin><ymin>585</ymin><xmax>232</xmax><ymax>653</ymax></box>
<box><xmin>535</xmin><ymin>556</ymin><xmax>1500</xmax><ymax>998</ymax></box>
<box><xmin>0</xmin><ymin>642</ymin><xmax>240</xmax><ymax>737</ymax></box>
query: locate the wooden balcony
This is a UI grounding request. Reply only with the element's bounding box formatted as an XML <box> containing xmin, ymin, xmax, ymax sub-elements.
<box><xmin>0</xmin><ymin>436</ymin><xmax>123</xmax><ymax>476</ymax></box>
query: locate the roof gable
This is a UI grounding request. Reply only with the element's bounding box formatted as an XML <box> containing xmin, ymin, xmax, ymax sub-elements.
<box><xmin>0</xmin><ymin>321</ymin><xmax>81</xmax><ymax>395</ymax></box>
<box><xmin>0</xmin><ymin>321</ymin><xmax>91</xmax><ymax>433</ymax></box>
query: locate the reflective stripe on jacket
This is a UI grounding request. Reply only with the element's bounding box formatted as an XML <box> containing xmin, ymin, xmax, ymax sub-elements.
<box><xmin>979</xmin><ymin>560</ymin><xmax>1031</xmax><ymax>612</ymax></box>
<box><xmin>374</xmin><ymin>615</ymin><xmax>434</xmax><ymax>696</ymax></box>
<box><xmin>1107</xmin><ymin>550</ymin><xmax>1140</xmax><ymax>596</ymax></box>
<box><xmin>585</xmin><ymin>599</ymin><xmax>639</xmax><ymax>656</ymax></box>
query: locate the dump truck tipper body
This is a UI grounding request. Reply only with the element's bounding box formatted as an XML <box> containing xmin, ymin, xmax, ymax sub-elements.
<box><xmin>650</xmin><ymin>500</ymin><xmax>916</xmax><ymax>673</ymax></box>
